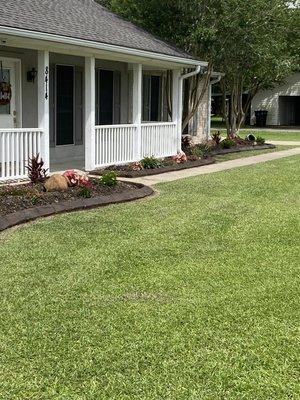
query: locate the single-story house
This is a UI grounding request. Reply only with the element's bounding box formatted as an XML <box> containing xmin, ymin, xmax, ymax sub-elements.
<box><xmin>0</xmin><ymin>0</ymin><xmax>211</xmax><ymax>182</ymax></box>
<box><xmin>251</xmin><ymin>72</ymin><xmax>300</xmax><ymax>126</ymax></box>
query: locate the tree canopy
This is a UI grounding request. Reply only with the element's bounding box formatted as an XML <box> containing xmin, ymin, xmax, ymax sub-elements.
<box><xmin>100</xmin><ymin>0</ymin><xmax>299</xmax><ymax>134</ymax></box>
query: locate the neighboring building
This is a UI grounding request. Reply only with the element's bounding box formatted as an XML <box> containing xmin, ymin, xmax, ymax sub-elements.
<box><xmin>251</xmin><ymin>73</ymin><xmax>300</xmax><ymax>126</ymax></box>
<box><xmin>0</xmin><ymin>0</ymin><xmax>207</xmax><ymax>182</ymax></box>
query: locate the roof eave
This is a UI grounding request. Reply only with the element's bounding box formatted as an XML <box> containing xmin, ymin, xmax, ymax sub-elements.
<box><xmin>0</xmin><ymin>25</ymin><xmax>207</xmax><ymax>67</ymax></box>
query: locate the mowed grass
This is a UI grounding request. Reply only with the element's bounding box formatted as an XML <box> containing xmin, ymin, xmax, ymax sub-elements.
<box><xmin>212</xmin><ymin>128</ymin><xmax>300</xmax><ymax>142</ymax></box>
<box><xmin>0</xmin><ymin>156</ymin><xmax>300</xmax><ymax>399</ymax></box>
<box><xmin>214</xmin><ymin>145</ymin><xmax>295</xmax><ymax>162</ymax></box>
<box><xmin>255</xmin><ymin>131</ymin><xmax>300</xmax><ymax>142</ymax></box>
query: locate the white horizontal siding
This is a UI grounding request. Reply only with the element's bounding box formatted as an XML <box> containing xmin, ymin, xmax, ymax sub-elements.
<box><xmin>251</xmin><ymin>73</ymin><xmax>300</xmax><ymax>126</ymax></box>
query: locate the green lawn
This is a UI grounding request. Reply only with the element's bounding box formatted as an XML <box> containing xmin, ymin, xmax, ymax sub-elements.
<box><xmin>214</xmin><ymin>145</ymin><xmax>295</xmax><ymax>162</ymax></box>
<box><xmin>251</xmin><ymin>131</ymin><xmax>300</xmax><ymax>142</ymax></box>
<box><xmin>212</xmin><ymin>128</ymin><xmax>300</xmax><ymax>142</ymax></box>
<box><xmin>1</xmin><ymin>156</ymin><xmax>300</xmax><ymax>399</ymax></box>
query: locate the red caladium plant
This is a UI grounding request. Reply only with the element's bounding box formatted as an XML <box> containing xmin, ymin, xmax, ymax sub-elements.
<box><xmin>26</xmin><ymin>154</ymin><xmax>48</xmax><ymax>183</ymax></box>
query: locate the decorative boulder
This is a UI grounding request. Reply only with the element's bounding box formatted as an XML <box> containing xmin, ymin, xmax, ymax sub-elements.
<box><xmin>44</xmin><ymin>174</ymin><xmax>69</xmax><ymax>192</ymax></box>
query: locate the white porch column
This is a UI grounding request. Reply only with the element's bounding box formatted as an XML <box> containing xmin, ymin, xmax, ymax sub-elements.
<box><xmin>38</xmin><ymin>50</ymin><xmax>50</xmax><ymax>170</ymax></box>
<box><xmin>172</xmin><ymin>70</ymin><xmax>182</xmax><ymax>153</ymax></box>
<box><xmin>85</xmin><ymin>56</ymin><xmax>96</xmax><ymax>171</ymax></box>
<box><xmin>132</xmin><ymin>63</ymin><xmax>142</xmax><ymax>160</ymax></box>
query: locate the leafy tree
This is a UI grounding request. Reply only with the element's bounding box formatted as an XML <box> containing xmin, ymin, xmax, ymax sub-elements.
<box><xmin>189</xmin><ymin>0</ymin><xmax>298</xmax><ymax>135</ymax></box>
<box><xmin>100</xmin><ymin>0</ymin><xmax>298</xmax><ymax>136</ymax></box>
<box><xmin>96</xmin><ymin>0</ymin><xmax>112</xmax><ymax>6</ymax></box>
<box><xmin>103</xmin><ymin>0</ymin><xmax>212</xmax><ymax>132</ymax></box>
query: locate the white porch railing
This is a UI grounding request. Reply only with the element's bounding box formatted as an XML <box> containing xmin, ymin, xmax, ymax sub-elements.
<box><xmin>0</xmin><ymin>129</ymin><xmax>44</xmax><ymax>182</ymax></box>
<box><xmin>94</xmin><ymin>124</ymin><xmax>139</xmax><ymax>168</ymax></box>
<box><xmin>94</xmin><ymin>122</ymin><xmax>178</xmax><ymax>168</ymax></box>
<box><xmin>141</xmin><ymin>122</ymin><xmax>177</xmax><ymax>158</ymax></box>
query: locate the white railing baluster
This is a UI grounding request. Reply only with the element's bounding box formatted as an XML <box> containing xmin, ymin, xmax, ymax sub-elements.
<box><xmin>141</xmin><ymin>122</ymin><xmax>177</xmax><ymax>159</ymax></box>
<box><xmin>16</xmin><ymin>132</ymin><xmax>20</xmax><ymax>177</ymax></box>
<box><xmin>94</xmin><ymin>124</ymin><xmax>137</xmax><ymax>168</ymax></box>
<box><xmin>0</xmin><ymin>128</ymin><xmax>44</xmax><ymax>182</ymax></box>
<box><xmin>5</xmin><ymin>133</ymin><xmax>10</xmax><ymax>178</ymax></box>
<box><xmin>92</xmin><ymin>122</ymin><xmax>177</xmax><ymax>169</ymax></box>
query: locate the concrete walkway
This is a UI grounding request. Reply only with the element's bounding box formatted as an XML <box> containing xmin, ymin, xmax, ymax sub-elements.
<box><xmin>125</xmin><ymin>147</ymin><xmax>300</xmax><ymax>186</ymax></box>
<box><xmin>269</xmin><ymin>140</ymin><xmax>300</xmax><ymax>146</ymax></box>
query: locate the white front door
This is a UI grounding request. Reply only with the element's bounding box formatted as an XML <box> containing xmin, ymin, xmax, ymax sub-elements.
<box><xmin>0</xmin><ymin>59</ymin><xmax>17</xmax><ymax>129</ymax></box>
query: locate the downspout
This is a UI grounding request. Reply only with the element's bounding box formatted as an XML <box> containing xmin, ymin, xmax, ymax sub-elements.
<box><xmin>207</xmin><ymin>74</ymin><xmax>222</xmax><ymax>140</ymax></box>
<box><xmin>181</xmin><ymin>65</ymin><xmax>202</xmax><ymax>81</ymax></box>
<box><xmin>177</xmin><ymin>66</ymin><xmax>202</xmax><ymax>151</ymax></box>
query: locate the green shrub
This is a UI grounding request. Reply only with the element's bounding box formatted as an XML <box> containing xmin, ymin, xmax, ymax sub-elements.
<box><xmin>190</xmin><ymin>146</ymin><xmax>204</xmax><ymax>159</ymax></box>
<box><xmin>140</xmin><ymin>156</ymin><xmax>162</xmax><ymax>169</ymax></box>
<box><xmin>100</xmin><ymin>171</ymin><xmax>118</xmax><ymax>187</ymax></box>
<box><xmin>77</xmin><ymin>185</ymin><xmax>93</xmax><ymax>199</ymax></box>
<box><xmin>220</xmin><ymin>138</ymin><xmax>236</xmax><ymax>149</ymax></box>
<box><xmin>256</xmin><ymin>136</ymin><xmax>266</xmax><ymax>145</ymax></box>
<box><xmin>30</xmin><ymin>195</ymin><xmax>42</xmax><ymax>205</ymax></box>
<box><xmin>192</xmin><ymin>143</ymin><xmax>212</xmax><ymax>158</ymax></box>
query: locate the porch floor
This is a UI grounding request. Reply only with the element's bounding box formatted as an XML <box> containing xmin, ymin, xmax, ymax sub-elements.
<box><xmin>51</xmin><ymin>159</ymin><xmax>85</xmax><ymax>173</ymax></box>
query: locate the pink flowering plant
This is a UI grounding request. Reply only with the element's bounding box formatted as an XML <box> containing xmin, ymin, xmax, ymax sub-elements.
<box><xmin>63</xmin><ymin>170</ymin><xmax>92</xmax><ymax>188</ymax></box>
<box><xmin>172</xmin><ymin>152</ymin><xmax>187</xmax><ymax>164</ymax></box>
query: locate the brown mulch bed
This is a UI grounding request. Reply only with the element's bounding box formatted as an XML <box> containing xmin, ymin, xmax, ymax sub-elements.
<box><xmin>91</xmin><ymin>144</ymin><xmax>276</xmax><ymax>178</ymax></box>
<box><xmin>0</xmin><ymin>179</ymin><xmax>135</xmax><ymax>216</ymax></box>
<box><xmin>91</xmin><ymin>157</ymin><xmax>215</xmax><ymax>178</ymax></box>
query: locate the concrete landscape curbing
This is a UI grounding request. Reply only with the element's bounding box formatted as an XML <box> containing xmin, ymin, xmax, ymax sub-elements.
<box><xmin>0</xmin><ymin>183</ymin><xmax>154</xmax><ymax>232</ymax></box>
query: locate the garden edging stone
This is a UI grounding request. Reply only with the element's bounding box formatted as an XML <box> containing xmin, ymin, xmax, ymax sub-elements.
<box><xmin>0</xmin><ymin>183</ymin><xmax>154</xmax><ymax>232</ymax></box>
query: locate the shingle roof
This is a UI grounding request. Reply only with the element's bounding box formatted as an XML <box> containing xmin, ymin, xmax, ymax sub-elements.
<box><xmin>0</xmin><ymin>0</ymin><xmax>195</xmax><ymax>60</ymax></box>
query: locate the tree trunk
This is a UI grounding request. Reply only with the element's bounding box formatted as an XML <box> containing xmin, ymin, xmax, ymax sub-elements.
<box><xmin>226</xmin><ymin>77</ymin><xmax>246</xmax><ymax>137</ymax></box>
<box><xmin>181</xmin><ymin>63</ymin><xmax>213</xmax><ymax>133</ymax></box>
<box><xmin>221</xmin><ymin>76</ymin><xmax>261</xmax><ymax>137</ymax></box>
<box><xmin>220</xmin><ymin>80</ymin><xmax>230</xmax><ymax>135</ymax></box>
